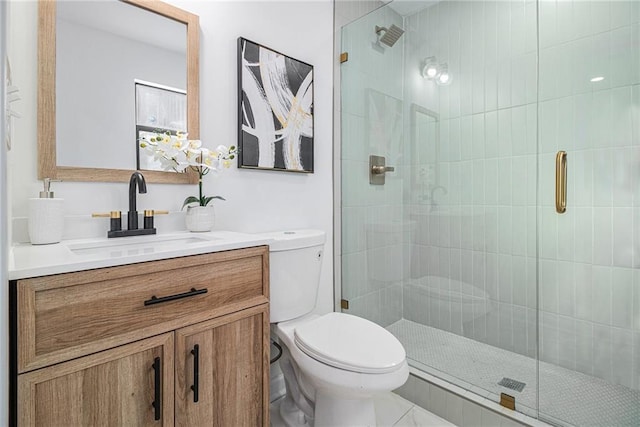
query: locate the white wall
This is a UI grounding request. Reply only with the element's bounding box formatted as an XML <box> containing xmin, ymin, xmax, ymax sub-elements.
<box><xmin>8</xmin><ymin>0</ymin><xmax>334</xmax><ymax>312</ymax></box>
<box><xmin>1</xmin><ymin>1</ymin><xmax>9</xmax><ymax>424</ymax></box>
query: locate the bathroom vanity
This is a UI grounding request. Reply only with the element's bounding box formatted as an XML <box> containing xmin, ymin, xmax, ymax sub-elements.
<box><xmin>19</xmin><ymin>0</ymin><xmax>271</xmax><ymax>422</ymax></box>
<box><xmin>8</xmin><ymin>232</ymin><xmax>271</xmax><ymax>426</ymax></box>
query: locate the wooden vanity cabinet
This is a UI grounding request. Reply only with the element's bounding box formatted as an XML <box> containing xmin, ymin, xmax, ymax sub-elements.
<box><xmin>175</xmin><ymin>305</ymin><xmax>269</xmax><ymax>427</ymax></box>
<box><xmin>18</xmin><ymin>333</ymin><xmax>175</xmax><ymax>426</ymax></box>
<box><xmin>11</xmin><ymin>246</ymin><xmax>270</xmax><ymax>427</ymax></box>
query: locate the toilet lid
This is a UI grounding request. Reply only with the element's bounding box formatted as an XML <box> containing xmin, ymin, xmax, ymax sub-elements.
<box><xmin>293</xmin><ymin>313</ymin><xmax>406</xmax><ymax>374</ymax></box>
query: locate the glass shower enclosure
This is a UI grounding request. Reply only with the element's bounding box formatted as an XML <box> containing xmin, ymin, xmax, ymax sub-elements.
<box><xmin>339</xmin><ymin>1</ymin><xmax>639</xmax><ymax>425</ymax></box>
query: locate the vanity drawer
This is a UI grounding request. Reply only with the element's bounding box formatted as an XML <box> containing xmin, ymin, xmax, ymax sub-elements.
<box><xmin>17</xmin><ymin>246</ymin><xmax>269</xmax><ymax>373</ymax></box>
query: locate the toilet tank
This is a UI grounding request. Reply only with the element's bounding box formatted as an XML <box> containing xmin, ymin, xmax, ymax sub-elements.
<box><xmin>259</xmin><ymin>230</ymin><xmax>326</xmax><ymax>323</ymax></box>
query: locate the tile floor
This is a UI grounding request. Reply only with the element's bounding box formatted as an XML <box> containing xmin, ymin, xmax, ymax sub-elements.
<box><xmin>388</xmin><ymin>319</ymin><xmax>640</xmax><ymax>426</ymax></box>
<box><xmin>270</xmin><ymin>392</ymin><xmax>454</xmax><ymax>427</ymax></box>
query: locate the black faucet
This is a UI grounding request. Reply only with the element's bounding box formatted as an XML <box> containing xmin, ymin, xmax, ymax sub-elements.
<box><xmin>128</xmin><ymin>171</ymin><xmax>147</xmax><ymax>230</ymax></box>
<box><xmin>105</xmin><ymin>172</ymin><xmax>157</xmax><ymax>238</ymax></box>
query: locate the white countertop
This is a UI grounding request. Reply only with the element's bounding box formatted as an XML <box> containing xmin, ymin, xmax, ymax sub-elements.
<box><xmin>8</xmin><ymin>231</ymin><xmax>273</xmax><ymax>280</ymax></box>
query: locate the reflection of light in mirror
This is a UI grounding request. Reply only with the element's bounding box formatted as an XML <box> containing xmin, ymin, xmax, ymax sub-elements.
<box><xmin>424</xmin><ymin>65</ymin><xmax>438</xmax><ymax>78</ymax></box>
<box><xmin>590</xmin><ymin>76</ymin><xmax>604</xmax><ymax>82</ymax></box>
<box><xmin>421</xmin><ymin>56</ymin><xmax>439</xmax><ymax>79</ymax></box>
<box><xmin>437</xmin><ymin>64</ymin><xmax>451</xmax><ymax>86</ymax></box>
<box><xmin>421</xmin><ymin>57</ymin><xmax>452</xmax><ymax>86</ymax></box>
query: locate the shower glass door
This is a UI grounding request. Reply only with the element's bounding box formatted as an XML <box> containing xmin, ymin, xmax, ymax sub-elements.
<box><xmin>339</xmin><ymin>4</ymin><xmax>407</xmax><ymax>330</ymax></box>
<box><xmin>340</xmin><ymin>0</ymin><xmax>640</xmax><ymax>425</ymax></box>
<box><xmin>340</xmin><ymin>0</ymin><xmax>541</xmax><ymax>420</ymax></box>
<box><xmin>537</xmin><ymin>1</ymin><xmax>640</xmax><ymax>425</ymax></box>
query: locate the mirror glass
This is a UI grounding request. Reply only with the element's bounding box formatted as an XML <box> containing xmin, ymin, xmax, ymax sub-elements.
<box><xmin>55</xmin><ymin>0</ymin><xmax>187</xmax><ymax>171</ymax></box>
<box><xmin>410</xmin><ymin>104</ymin><xmax>440</xmax><ymax>204</ymax></box>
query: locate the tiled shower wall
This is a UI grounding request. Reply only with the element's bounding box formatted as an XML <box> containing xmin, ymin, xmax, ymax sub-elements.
<box><xmin>402</xmin><ymin>0</ymin><xmax>640</xmax><ymax>391</ymax></box>
<box><xmin>402</xmin><ymin>0</ymin><xmax>539</xmax><ymax>375</ymax></box>
<box><xmin>537</xmin><ymin>0</ymin><xmax>640</xmax><ymax>391</ymax></box>
<box><xmin>339</xmin><ymin>2</ymin><xmax>409</xmax><ymax>327</ymax></box>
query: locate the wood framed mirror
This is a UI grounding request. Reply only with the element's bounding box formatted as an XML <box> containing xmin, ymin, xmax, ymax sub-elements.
<box><xmin>38</xmin><ymin>0</ymin><xmax>199</xmax><ymax>184</ymax></box>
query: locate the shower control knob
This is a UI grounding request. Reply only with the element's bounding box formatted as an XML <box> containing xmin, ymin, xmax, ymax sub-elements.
<box><xmin>369</xmin><ymin>155</ymin><xmax>395</xmax><ymax>185</ymax></box>
<box><xmin>371</xmin><ymin>165</ymin><xmax>395</xmax><ymax>174</ymax></box>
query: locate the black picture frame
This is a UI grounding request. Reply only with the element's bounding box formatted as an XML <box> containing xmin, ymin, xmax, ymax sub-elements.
<box><xmin>237</xmin><ymin>37</ymin><xmax>314</xmax><ymax>173</ymax></box>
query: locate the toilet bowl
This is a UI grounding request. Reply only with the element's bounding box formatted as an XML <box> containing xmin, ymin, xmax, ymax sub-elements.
<box><xmin>260</xmin><ymin>230</ymin><xmax>409</xmax><ymax>426</ymax></box>
<box><xmin>275</xmin><ymin>313</ymin><xmax>408</xmax><ymax>426</ymax></box>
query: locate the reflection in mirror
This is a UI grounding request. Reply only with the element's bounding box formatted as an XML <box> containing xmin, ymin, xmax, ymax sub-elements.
<box><xmin>55</xmin><ymin>0</ymin><xmax>186</xmax><ymax>171</ymax></box>
<box><xmin>366</xmin><ymin>89</ymin><xmax>403</xmax><ymax>161</ymax></box>
<box><xmin>135</xmin><ymin>80</ymin><xmax>186</xmax><ymax>171</ymax></box>
<box><xmin>410</xmin><ymin>104</ymin><xmax>440</xmax><ymax>206</ymax></box>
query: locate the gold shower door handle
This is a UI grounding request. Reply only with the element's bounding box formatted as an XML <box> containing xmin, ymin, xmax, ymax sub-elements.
<box><xmin>555</xmin><ymin>151</ymin><xmax>567</xmax><ymax>214</ymax></box>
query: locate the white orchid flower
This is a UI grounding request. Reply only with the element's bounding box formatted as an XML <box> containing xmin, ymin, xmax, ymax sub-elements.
<box><xmin>187</xmin><ymin>139</ymin><xmax>202</xmax><ymax>154</ymax></box>
<box><xmin>215</xmin><ymin>145</ymin><xmax>230</xmax><ymax>156</ymax></box>
<box><xmin>138</xmin><ymin>131</ymin><xmax>237</xmax><ymax>208</ymax></box>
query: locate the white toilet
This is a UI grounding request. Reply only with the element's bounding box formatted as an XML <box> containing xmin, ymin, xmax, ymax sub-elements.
<box><xmin>262</xmin><ymin>229</ymin><xmax>409</xmax><ymax>427</ymax></box>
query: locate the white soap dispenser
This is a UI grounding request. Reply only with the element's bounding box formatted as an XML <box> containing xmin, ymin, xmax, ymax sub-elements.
<box><xmin>28</xmin><ymin>178</ymin><xmax>64</xmax><ymax>245</ymax></box>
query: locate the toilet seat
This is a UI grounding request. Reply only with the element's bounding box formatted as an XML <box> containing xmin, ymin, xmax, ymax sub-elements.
<box><xmin>293</xmin><ymin>312</ymin><xmax>406</xmax><ymax>374</ymax></box>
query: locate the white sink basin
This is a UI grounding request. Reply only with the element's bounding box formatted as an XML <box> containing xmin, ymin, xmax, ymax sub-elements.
<box><xmin>66</xmin><ymin>234</ymin><xmax>221</xmax><ymax>257</ymax></box>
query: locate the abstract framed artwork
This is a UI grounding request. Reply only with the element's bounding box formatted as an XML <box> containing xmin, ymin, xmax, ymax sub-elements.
<box><xmin>237</xmin><ymin>37</ymin><xmax>314</xmax><ymax>173</ymax></box>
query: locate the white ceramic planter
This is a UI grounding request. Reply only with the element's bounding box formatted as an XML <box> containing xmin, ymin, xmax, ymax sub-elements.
<box><xmin>185</xmin><ymin>206</ymin><xmax>215</xmax><ymax>232</ymax></box>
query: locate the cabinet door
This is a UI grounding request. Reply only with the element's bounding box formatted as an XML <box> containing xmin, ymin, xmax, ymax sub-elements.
<box><xmin>175</xmin><ymin>304</ymin><xmax>269</xmax><ymax>427</ymax></box>
<box><xmin>18</xmin><ymin>333</ymin><xmax>174</xmax><ymax>427</ymax></box>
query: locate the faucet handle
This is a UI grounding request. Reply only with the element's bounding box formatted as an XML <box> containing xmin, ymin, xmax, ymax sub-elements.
<box><xmin>92</xmin><ymin>211</ymin><xmax>121</xmax><ymax>219</ymax></box>
<box><xmin>143</xmin><ymin>210</ymin><xmax>168</xmax><ymax>216</ymax></box>
<box><xmin>143</xmin><ymin>210</ymin><xmax>168</xmax><ymax>230</ymax></box>
<box><xmin>92</xmin><ymin>211</ymin><xmax>122</xmax><ymax>233</ymax></box>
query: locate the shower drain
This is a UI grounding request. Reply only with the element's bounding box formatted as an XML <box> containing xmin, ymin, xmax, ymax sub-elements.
<box><xmin>498</xmin><ymin>377</ymin><xmax>526</xmax><ymax>392</ymax></box>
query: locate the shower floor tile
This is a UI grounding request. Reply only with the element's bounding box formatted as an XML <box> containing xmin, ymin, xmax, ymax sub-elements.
<box><xmin>387</xmin><ymin>319</ymin><xmax>640</xmax><ymax>427</ymax></box>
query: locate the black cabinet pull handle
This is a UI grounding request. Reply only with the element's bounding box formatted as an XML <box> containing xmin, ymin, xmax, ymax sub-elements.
<box><xmin>144</xmin><ymin>288</ymin><xmax>208</xmax><ymax>306</ymax></box>
<box><xmin>190</xmin><ymin>344</ymin><xmax>199</xmax><ymax>403</ymax></box>
<box><xmin>152</xmin><ymin>357</ymin><xmax>161</xmax><ymax>421</ymax></box>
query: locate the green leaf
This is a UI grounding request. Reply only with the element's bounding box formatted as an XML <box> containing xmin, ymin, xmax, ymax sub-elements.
<box><xmin>182</xmin><ymin>196</ymin><xmax>200</xmax><ymax>210</ymax></box>
<box><xmin>202</xmin><ymin>196</ymin><xmax>226</xmax><ymax>206</ymax></box>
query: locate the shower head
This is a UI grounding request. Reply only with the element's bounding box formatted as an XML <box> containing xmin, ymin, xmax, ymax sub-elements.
<box><xmin>375</xmin><ymin>24</ymin><xmax>405</xmax><ymax>47</ymax></box>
